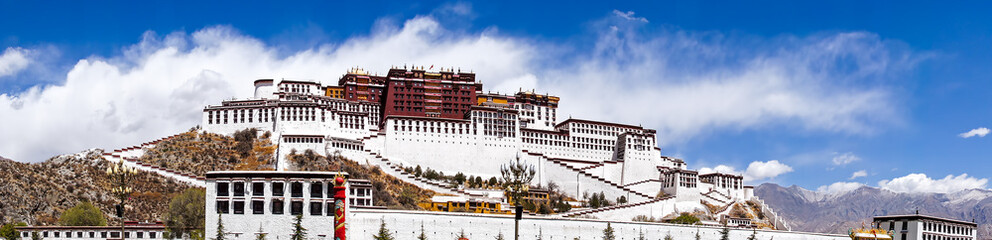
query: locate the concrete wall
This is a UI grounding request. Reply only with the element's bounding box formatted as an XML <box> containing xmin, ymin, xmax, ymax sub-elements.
<box><xmin>345</xmin><ymin>209</ymin><xmax>847</xmax><ymax>240</ymax></box>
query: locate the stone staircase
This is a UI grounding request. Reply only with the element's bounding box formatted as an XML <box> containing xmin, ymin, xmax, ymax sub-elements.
<box><xmin>523</xmin><ymin>150</ymin><xmax>653</xmax><ymax>200</ymax></box>
<box><xmin>622</xmin><ymin>179</ymin><xmax>661</xmax><ymax>187</ymax></box>
<box><xmin>330</xmin><ymin>145</ymin><xmax>482</xmax><ymax>198</ymax></box>
<box><xmin>560</xmin><ymin>195</ymin><xmax>675</xmax><ymax>218</ymax></box>
<box><xmin>701</xmin><ymin>190</ymin><xmax>730</xmax><ymax>205</ymax></box>
<box><xmin>101</xmin><ymin>134</ymin><xmax>206</xmax><ymax>187</ymax></box>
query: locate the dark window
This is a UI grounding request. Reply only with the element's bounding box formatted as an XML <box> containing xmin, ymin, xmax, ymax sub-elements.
<box><xmin>102</xmin><ymin>232</ymin><xmax>108</xmax><ymax>238</ymax></box>
<box><xmin>89</xmin><ymin>232</ymin><xmax>95</xmax><ymax>238</ymax></box>
<box><xmin>326</xmin><ymin>202</ymin><xmax>335</xmax><ymax>215</ymax></box>
<box><xmin>217</xmin><ymin>182</ymin><xmax>229</xmax><ymax>196</ymax></box>
<box><xmin>216</xmin><ymin>201</ymin><xmax>229</xmax><ymax>213</ymax></box>
<box><xmin>233</xmin><ymin>201</ymin><xmax>245</xmax><ymax>214</ymax></box>
<box><xmin>310</xmin><ymin>202</ymin><xmax>323</xmax><ymax>215</ymax></box>
<box><xmin>77</xmin><ymin>232</ymin><xmax>83</xmax><ymax>237</ymax></box>
<box><xmin>111</xmin><ymin>232</ymin><xmax>120</xmax><ymax>238</ymax></box>
<box><xmin>271</xmin><ymin>199</ymin><xmax>284</xmax><ymax>214</ymax></box>
<box><xmin>233</xmin><ymin>182</ymin><xmax>245</xmax><ymax>196</ymax></box>
<box><xmin>291</xmin><ymin>182</ymin><xmax>303</xmax><ymax>197</ymax></box>
<box><xmin>125</xmin><ymin>232</ymin><xmax>130</xmax><ymax>238</ymax></box>
<box><xmin>272</xmin><ymin>182</ymin><xmax>284</xmax><ymax>196</ymax></box>
<box><xmin>53</xmin><ymin>232</ymin><xmax>58</xmax><ymax>237</ymax></box>
<box><xmin>150</xmin><ymin>232</ymin><xmax>157</xmax><ymax>238</ymax></box>
<box><xmin>252</xmin><ymin>200</ymin><xmax>264</xmax><ymax>214</ymax></box>
<box><xmin>253</xmin><ymin>182</ymin><xmax>265</xmax><ymax>196</ymax></box>
<box><xmin>291</xmin><ymin>201</ymin><xmax>304</xmax><ymax>215</ymax></box>
<box><xmin>311</xmin><ymin>182</ymin><xmax>323</xmax><ymax>198</ymax></box>
<box><xmin>137</xmin><ymin>231</ymin><xmax>144</xmax><ymax>238</ymax></box>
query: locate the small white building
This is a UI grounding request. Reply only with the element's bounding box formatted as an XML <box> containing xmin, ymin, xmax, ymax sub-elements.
<box><xmin>874</xmin><ymin>214</ymin><xmax>978</xmax><ymax>240</ymax></box>
<box><xmin>348</xmin><ymin>179</ymin><xmax>374</xmax><ymax>207</ymax></box>
<box><xmin>206</xmin><ymin>171</ymin><xmax>372</xmax><ymax>240</ymax></box>
<box><xmin>15</xmin><ymin>221</ymin><xmax>166</xmax><ymax>240</ymax></box>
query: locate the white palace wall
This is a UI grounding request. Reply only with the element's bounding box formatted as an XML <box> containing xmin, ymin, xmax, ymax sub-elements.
<box><xmin>346</xmin><ymin>209</ymin><xmax>847</xmax><ymax>240</ymax></box>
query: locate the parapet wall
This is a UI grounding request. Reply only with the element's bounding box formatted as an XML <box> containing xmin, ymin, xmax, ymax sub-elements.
<box><xmin>347</xmin><ymin>209</ymin><xmax>846</xmax><ymax>240</ymax></box>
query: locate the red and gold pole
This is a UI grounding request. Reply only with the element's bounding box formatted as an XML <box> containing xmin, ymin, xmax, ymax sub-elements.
<box><xmin>333</xmin><ymin>176</ymin><xmax>347</xmax><ymax>240</ymax></box>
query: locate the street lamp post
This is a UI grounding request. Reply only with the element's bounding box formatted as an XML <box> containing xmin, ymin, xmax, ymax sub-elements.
<box><xmin>107</xmin><ymin>161</ymin><xmax>137</xmax><ymax>240</ymax></box>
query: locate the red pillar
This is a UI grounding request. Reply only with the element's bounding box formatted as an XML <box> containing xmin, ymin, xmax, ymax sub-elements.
<box><xmin>333</xmin><ymin>176</ymin><xmax>347</xmax><ymax>240</ymax></box>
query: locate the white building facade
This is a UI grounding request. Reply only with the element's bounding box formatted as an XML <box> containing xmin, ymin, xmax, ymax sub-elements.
<box><xmin>206</xmin><ymin>171</ymin><xmax>369</xmax><ymax>240</ymax></box>
<box><xmin>874</xmin><ymin>214</ymin><xmax>978</xmax><ymax>240</ymax></box>
<box><xmin>200</xmin><ymin>67</ymin><xmax>762</xmax><ymax>224</ymax></box>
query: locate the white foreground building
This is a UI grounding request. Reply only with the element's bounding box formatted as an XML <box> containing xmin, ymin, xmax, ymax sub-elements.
<box><xmin>206</xmin><ymin>171</ymin><xmax>373</xmax><ymax>240</ymax></box>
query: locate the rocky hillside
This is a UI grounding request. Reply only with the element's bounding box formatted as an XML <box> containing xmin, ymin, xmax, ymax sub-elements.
<box><xmin>287</xmin><ymin>149</ymin><xmax>435</xmax><ymax>210</ymax></box>
<box><xmin>139</xmin><ymin>128</ymin><xmax>276</xmax><ymax>176</ymax></box>
<box><xmin>755</xmin><ymin>183</ymin><xmax>992</xmax><ymax>238</ymax></box>
<box><xmin>0</xmin><ymin>150</ymin><xmax>192</xmax><ymax>225</ymax></box>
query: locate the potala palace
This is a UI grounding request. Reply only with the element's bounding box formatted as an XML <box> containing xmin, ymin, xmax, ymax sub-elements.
<box><xmin>199</xmin><ymin>66</ymin><xmax>790</xmax><ymax>230</ymax></box>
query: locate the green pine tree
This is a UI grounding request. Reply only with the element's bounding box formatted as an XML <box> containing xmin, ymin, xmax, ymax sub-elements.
<box><xmin>0</xmin><ymin>223</ymin><xmax>21</xmax><ymax>240</ymax></box>
<box><xmin>372</xmin><ymin>220</ymin><xmax>394</xmax><ymax>240</ymax></box>
<box><xmin>495</xmin><ymin>232</ymin><xmax>505</xmax><ymax>240</ymax></box>
<box><xmin>291</xmin><ymin>214</ymin><xmax>307</xmax><ymax>240</ymax></box>
<box><xmin>456</xmin><ymin>229</ymin><xmax>467</xmax><ymax>239</ymax></box>
<box><xmin>418</xmin><ymin>224</ymin><xmax>429</xmax><ymax>240</ymax></box>
<box><xmin>719</xmin><ymin>226</ymin><xmax>731</xmax><ymax>240</ymax></box>
<box><xmin>215</xmin><ymin>214</ymin><xmax>226</xmax><ymax>240</ymax></box>
<box><xmin>747</xmin><ymin>229</ymin><xmax>757</xmax><ymax>240</ymax></box>
<box><xmin>695</xmin><ymin>229</ymin><xmax>701</xmax><ymax>240</ymax></box>
<box><xmin>638</xmin><ymin>229</ymin><xmax>646</xmax><ymax>240</ymax></box>
<box><xmin>255</xmin><ymin>224</ymin><xmax>267</xmax><ymax>240</ymax></box>
<box><xmin>537</xmin><ymin>228</ymin><xmax>543</xmax><ymax>240</ymax></box>
<box><xmin>664</xmin><ymin>232</ymin><xmax>674</xmax><ymax>240</ymax></box>
<box><xmin>602</xmin><ymin>223</ymin><xmax>615</xmax><ymax>240</ymax></box>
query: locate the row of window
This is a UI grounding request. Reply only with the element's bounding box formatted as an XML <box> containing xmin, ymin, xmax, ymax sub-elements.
<box><xmin>924</xmin><ymin>222</ymin><xmax>973</xmax><ymax>236</ymax></box>
<box><xmin>662</xmin><ymin>172</ymin><xmax>698</xmax><ymax>188</ymax></box>
<box><xmin>923</xmin><ymin>234</ymin><xmax>972</xmax><ymax>240</ymax></box>
<box><xmin>284</xmin><ymin>137</ymin><xmax>323</xmax><ymax>144</ymax></box>
<box><xmin>21</xmin><ymin>230</ymin><xmax>158</xmax><ymax>239</ymax></box>
<box><xmin>699</xmin><ymin>176</ymin><xmax>744</xmax><ymax>189</ymax></box>
<box><xmin>280</xmin><ymin>83</ymin><xmax>318</xmax><ymax>94</ymax></box>
<box><xmin>216</xmin><ymin>199</ymin><xmax>336</xmax><ymax>216</ymax></box>
<box><xmin>218</xmin><ymin>181</ymin><xmax>328</xmax><ymax>198</ymax></box>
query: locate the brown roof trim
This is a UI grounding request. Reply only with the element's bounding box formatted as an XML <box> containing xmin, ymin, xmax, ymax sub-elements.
<box><xmin>873</xmin><ymin>214</ymin><xmax>977</xmax><ymax>226</ymax></box>
<box><xmin>279</xmin><ymin>79</ymin><xmax>321</xmax><ymax>85</ymax></box>
<box><xmin>384</xmin><ymin>115</ymin><xmax>471</xmax><ymax>123</ymax></box>
<box><xmin>206</xmin><ymin>171</ymin><xmax>348</xmax><ymax>179</ymax></box>
<box><xmin>254</xmin><ymin>79</ymin><xmax>274</xmax><ymax>85</ymax></box>
<box><xmin>556</xmin><ymin>118</ymin><xmax>646</xmax><ymax>130</ymax></box>
<box><xmin>698</xmin><ymin>173</ymin><xmax>743</xmax><ymax>179</ymax></box>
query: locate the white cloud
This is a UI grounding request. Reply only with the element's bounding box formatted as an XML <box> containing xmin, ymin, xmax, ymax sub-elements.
<box><xmin>0</xmin><ymin>10</ymin><xmax>920</xmax><ymax>162</ymax></box>
<box><xmin>0</xmin><ymin>47</ymin><xmax>31</xmax><ymax>78</ymax></box>
<box><xmin>878</xmin><ymin>173</ymin><xmax>988</xmax><ymax>194</ymax></box>
<box><xmin>744</xmin><ymin>160</ymin><xmax>793</xmax><ymax>182</ymax></box>
<box><xmin>699</xmin><ymin>160</ymin><xmax>793</xmax><ymax>182</ymax></box>
<box><xmin>832</xmin><ymin>152</ymin><xmax>861</xmax><ymax>166</ymax></box>
<box><xmin>613</xmin><ymin>10</ymin><xmax>649</xmax><ymax>23</ymax></box>
<box><xmin>698</xmin><ymin>165</ymin><xmax>740</xmax><ymax>175</ymax></box>
<box><xmin>849</xmin><ymin>170</ymin><xmax>868</xmax><ymax>179</ymax></box>
<box><xmin>545</xmin><ymin>28</ymin><xmax>916</xmax><ymax>147</ymax></box>
<box><xmin>0</xmin><ymin>17</ymin><xmax>537</xmax><ymax>162</ymax></box>
<box><xmin>817</xmin><ymin>181</ymin><xmax>865</xmax><ymax>194</ymax></box>
<box><xmin>959</xmin><ymin>127</ymin><xmax>990</xmax><ymax>138</ymax></box>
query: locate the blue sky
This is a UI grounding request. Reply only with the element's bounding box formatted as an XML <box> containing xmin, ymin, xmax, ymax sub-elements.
<box><xmin>1</xmin><ymin>0</ymin><xmax>990</xmax><ymax>193</ymax></box>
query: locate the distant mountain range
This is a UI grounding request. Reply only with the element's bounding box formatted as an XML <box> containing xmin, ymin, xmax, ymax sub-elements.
<box><xmin>754</xmin><ymin>183</ymin><xmax>992</xmax><ymax>239</ymax></box>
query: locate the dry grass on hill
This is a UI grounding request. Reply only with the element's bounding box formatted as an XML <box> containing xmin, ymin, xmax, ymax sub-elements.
<box><xmin>140</xmin><ymin>128</ymin><xmax>275</xmax><ymax>176</ymax></box>
<box><xmin>0</xmin><ymin>150</ymin><xmax>190</xmax><ymax>225</ymax></box>
<box><xmin>287</xmin><ymin>149</ymin><xmax>434</xmax><ymax>210</ymax></box>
